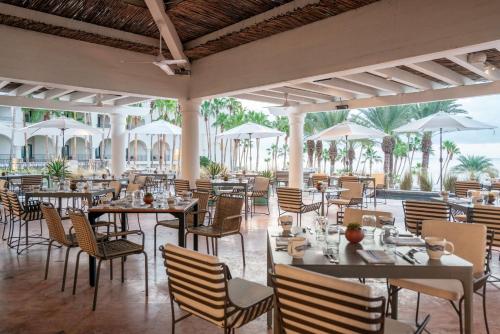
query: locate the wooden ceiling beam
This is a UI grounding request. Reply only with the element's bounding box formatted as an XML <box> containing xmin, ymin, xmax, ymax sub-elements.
<box><xmin>234</xmin><ymin>93</ymin><xmax>298</xmax><ymax>105</ymax></box>
<box><xmin>114</xmin><ymin>96</ymin><xmax>151</xmax><ymax>106</ymax></box>
<box><xmin>447</xmin><ymin>54</ymin><xmax>500</xmax><ymax>81</ymax></box>
<box><xmin>145</xmin><ymin>0</ymin><xmax>189</xmax><ymax>69</ymax></box>
<box><xmin>252</xmin><ymin>90</ymin><xmax>317</xmax><ymax>104</ymax></box>
<box><xmin>68</xmin><ymin>92</ymin><xmax>97</xmax><ymax>102</ymax></box>
<box><xmin>289</xmin><ymin>83</ymin><xmax>355</xmax><ymax>100</ymax></box>
<box><xmin>270</xmin><ymin>86</ymin><xmax>332</xmax><ymax>102</ymax></box>
<box><xmin>15</xmin><ymin>84</ymin><xmax>43</xmax><ymax>96</ymax></box>
<box><xmin>341</xmin><ymin>73</ymin><xmax>408</xmax><ymax>94</ymax></box>
<box><xmin>314</xmin><ymin>78</ymin><xmax>379</xmax><ymax>96</ymax></box>
<box><xmin>0</xmin><ymin>81</ymin><xmax>10</xmax><ymax>90</ymax></box>
<box><xmin>42</xmin><ymin>88</ymin><xmax>74</xmax><ymax>100</ymax></box>
<box><xmin>369</xmin><ymin>68</ymin><xmax>438</xmax><ymax>90</ymax></box>
<box><xmin>406</xmin><ymin>61</ymin><xmax>473</xmax><ymax>86</ymax></box>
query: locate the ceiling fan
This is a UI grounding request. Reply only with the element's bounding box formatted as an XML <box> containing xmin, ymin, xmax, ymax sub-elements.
<box><xmin>120</xmin><ymin>37</ymin><xmax>188</xmax><ymax>75</ymax></box>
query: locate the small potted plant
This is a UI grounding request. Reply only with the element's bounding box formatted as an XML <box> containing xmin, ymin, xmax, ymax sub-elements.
<box><xmin>143</xmin><ymin>192</ymin><xmax>154</xmax><ymax>205</ymax></box>
<box><xmin>345</xmin><ymin>223</ymin><xmax>364</xmax><ymax>244</ymax></box>
<box><xmin>221</xmin><ymin>170</ymin><xmax>229</xmax><ymax>182</ymax></box>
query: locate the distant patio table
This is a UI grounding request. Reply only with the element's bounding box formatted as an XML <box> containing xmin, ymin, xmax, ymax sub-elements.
<box><xmin>304</xmin><ymin>186</ymin><xmax>348</xmax><ymax>216</ymax></box>
<box><xmin>266</xmin><ymin>227</ymin><xmax>474</xmax><ymax>334</ymax></box>
<box><xmin>24</xmin><ymin>187</ymin><xmax>113</xmax><ymax>216</ymax></box>
<box><xmin>431</xmin><ymin>196</ymin><xmax>500</xmax><ymax>223</ymax></box>
<box><xmin>329</xmin><ymin>175</ymin><xmax>377</xmax><ymax>206</ymax></box>
<box><xmin>211</xmin><ymin>178</ymin><xmax>249</xmax><ymax>221</ymax></box>
<box><xmin>0</xmin><ymin>174</ymin><xmax>50</xmax><ymax>189</ymax></box>
<box><xmin>87</xmin><ymin>198</ymin><xmax>199</xmax><ymax>286</ymax></box>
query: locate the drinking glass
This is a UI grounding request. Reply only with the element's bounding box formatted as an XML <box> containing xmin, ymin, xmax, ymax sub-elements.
<box><xmin>325</xmin><ymin>223</ymin><xmax>341</xmax><ymax>254</ymax></box>
<box><xmin>315</xmin><ymin>216</ymin><xmax>327</xmax><ymax>241</ymax></box>
<box><xmin>362</xmin><ymin>215</ymin><xmax>377</xmax><ymax>239</ymax></box>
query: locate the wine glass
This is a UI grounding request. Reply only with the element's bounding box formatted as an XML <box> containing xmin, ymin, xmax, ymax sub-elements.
<box><xmin>362</xmin><ymin>215</ymin><xmax>377</xmax><ymax>239</ymax></box>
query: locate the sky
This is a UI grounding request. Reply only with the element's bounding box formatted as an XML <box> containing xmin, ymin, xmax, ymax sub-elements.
<box><xmin>238</xmin><ymin>94</ymin><xmax>500</xmax><ymax>177</ymax></box>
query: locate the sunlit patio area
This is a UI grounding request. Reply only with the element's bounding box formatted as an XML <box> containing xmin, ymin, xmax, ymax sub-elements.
<box><xmin>1</xmin><ymin>1</ymin><xmax>500</xmax><ymax>334</ymax></box>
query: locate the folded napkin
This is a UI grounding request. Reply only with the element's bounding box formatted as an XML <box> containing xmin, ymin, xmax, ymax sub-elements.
<box><xmin>386</xmin><ymin>236</ymin><xmax>425</xmax><ymax>246</ymax></box>
<box><xmin>357</xmin><ymin>250</ymin><xmax>395</xmax><ymax>264</ymax></box>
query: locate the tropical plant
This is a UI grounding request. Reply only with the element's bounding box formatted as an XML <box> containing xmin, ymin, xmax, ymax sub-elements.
<box><xmin>442</xmin><ymin>140</ymin><xmax>460</xmax><ymax>177</ymax></box>
<box><xmin>347</xmin><ymin>144</ymin><xmax>355</xmax><ymax>172</ymax></box>
<box><xmin>200</xmin><ymin>156</ymin><xmax>211</xmax><ymax>168</ymax></box>
<box><xmin>273</xmin><ymin>116</ymin><xmax>289</xmax><ymax>170</ymax></box>
<box><xmin>46</xmin><ymin>158</ymin><xmax>70</xmax><ymax>179</ymax></box>
<box><xmin>443</xmin><ymin>174</ymin><xmax>457</xmax><ymax>193</ymax></box>
<box><xmin>400</xmin><ymin>171</ymin><xmax>413</xmax><ymax>190</ymax></box>
<box><xmin>452</xmin><ymin>155</ymin><xmax>497</xmax><ymax>180</ymax></box>
<box><xmin>204</xmin><ymin>162</ymin><xmax>227</xmax><ymax>179</ymax></box>
<box><xmin>353</xmin><ymin>105</ymin><xmax>412</xmax><ymax>134</ymax></box>
<box><xmin>200</xmin><ymin>100</ymin><xmax>213</xmax><ymax>160</ymax></box>
<box><xmin>259</xmin><ymin>170</ymin><xmax>273</xmax><ymax>179</ymax></box>
<box><xmin>393</xmin><ymin>140</ymin><xmax>409</xmax><ymax>179</ymax></box>
<box><xmin>381</xmin><ymin>136</ymin><xmax>395</xmax><ymax>178</ymax></box>
<box><xmin>419</xmin><ymin>172</ymin><xmax>433</xmax><ymax>191</ymax></box>
<box><xmin>362</xmin><ymin>144</ymin><xmax>382</xmax><ymax>176</ymax></box>
<box><xmin>328</xmin><ymin>141</ymin><xmax>337</xmax><ymax>174</ymax></box>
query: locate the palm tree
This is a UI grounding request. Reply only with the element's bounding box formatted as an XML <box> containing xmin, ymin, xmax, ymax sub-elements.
<box><xmin>210</xmin><ymin>98</ymin><xmax>227</xmax><ymax>161</ymax></box>
<box><xmin>304</xmin><ymin>110</ymin><xmax>349</xmax><ymax>135</ymax></box>
<box><xmin>452</xmin><ymin>155</ymin><xmax>497</xmax><ymax>180</ymax></box>
<box><xmin>273</xmin><ymin>116</ymin><xmax>289</xmax><ymax>170</ymax></box>
<box><xmin>362</xmin><ymin>145</ymin><xmax>382</xmax><ymax>175</ymax></box>
<box><xmin>442</xmin><ymin>140</ymin><xmax>460</xmax><ymax>177</ymax></box>
<box><xmin>247</xmin><ymin>111</ymin><xmax>270</xmax><ymax>171</ymax></box>
<box><xmin>154</xmin><ymin>99</ymin><xmax>180</xmax><ymax>168</ymax></box>
<box><xmin>410</xmin><ymin>100</ymin><xmax>465</xmax><ymax>172</ymax></box>
<box><xmin>393</xmin><ymin>140</ymin><xmax>409</xmax><ymax>179</ymax></box>
<box><xmin>381</xmin><ymin>136</ymin><xmax>395</xmax><ymax>181</ymax></box>
<box><xmin>200</xmin><ymin>100</ymin><xmax>213</xmax><ymax>160</ymax></box>
<box><xmin>306</xmin><ymin>140</ymin><xmax>315</xmax><ymax>168</ymax></box>
<box><xmin>315</xmin><ymin>140</ymin><xmax>323</xmax><ymax>171</ymax></box>
<box><xmin>347</xmin><ymin>143</ymin><xmax>355</xmax><ymax>172</ymax></box>
<box><xmin>328</xmin><ymin>141</ymin><xmax>337</xmax><ymax>174</ymax></box>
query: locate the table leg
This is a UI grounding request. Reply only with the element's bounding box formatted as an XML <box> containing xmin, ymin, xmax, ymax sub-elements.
<box><xmin>461</xmin><ymin>272</ymin><xmax>473</xmax><ymax>334</ymax></box>
<box><xmin>58</xmin><ymin>197</ymin><xmax>62</xmax><ymax>216</ymax></box>
<box><xmin>267</xmin><ymin>233</ymin><xmax>273</xmax><ymax>329</ymax></box>
<box><xmin>178</xmin><ymin>213</ymin><xmax>185</xmax><ymax>248</ymax></box>
<box><xmin>244</xmin><ymin>185</ymin><xmax>248</xmax><ymax>221</ymax></box>
<box><xmin>321</xmin><ymin>192</ymin><xmax>325</xmax><ymax>216</ymax></box>
<box><xmin>193</xmin><ymin>203</ymin><xmax>198</xmax><ymax>251</ymax></box>
<box><xmin>373</xmin><ymin>180</ymin><xmax>377</xmax><ymax>208</ymax></box>
<box><xmin>390</xmin><ymin>284</ymin><xmax>398</xmax><ymax>320</ymax></box>
<box><xmin>120</xmin><ymin>212</ymin><xmax>127</xmax><ymax>235</ymax></box>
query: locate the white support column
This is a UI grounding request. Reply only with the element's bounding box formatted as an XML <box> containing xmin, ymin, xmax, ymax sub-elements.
<box><xmin>110</xmin><ymin>113</ymin><xmax>127</xmax><ymax>177</ymax></box>
<box><xmin>288</xmin><ymin>112</ymin><xmax>305</xmax><ymax>188</ymax></box>
<box><xmin>179</xmin><ymin>99</ymin><xmax>200</xmax><ymax>187</ymax></box>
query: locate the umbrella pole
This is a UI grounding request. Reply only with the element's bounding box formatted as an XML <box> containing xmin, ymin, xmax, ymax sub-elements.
<box><xmin>345</xmin><ymin>135</ymin><xmax>348</xmax><ymax>172</ymax></box>
<box><xmin>249</xmin><ymin>134</ymin><xmax>252</xmax><ymax>171</ymax></box>
<box><xmin>439</xmin><ymin>128</ymin><xmax>443</xmax><ymax>192</ymax></box>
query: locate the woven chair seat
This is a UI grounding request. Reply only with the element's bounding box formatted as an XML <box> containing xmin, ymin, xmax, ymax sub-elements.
<box><xmin>389</xmin><ymin>278</ymin><xmax>464</xmax><ymax>302</ymax></box>
<box><xmin>302</xmin><ymin>202</ymin><xmax>322</xmax><ymax>213</ymax></box>
<box><xmin>97</xmin><ymin>239</ymin><xmax>143</xmax><ymax>258</ymax></box>
<box><xmin>157</xmin><ymin>219</ymin><xmax>192</xmax><ymax>229</ymax></box>
<box><xmin>248</xmin><ymin>190</ymin><xmax>267</xmax><ymax>198</ymax></box>
<box><xmin>328</xmin><ymin>198</ymin><xmax>352</xmax><ymax>205</ymax></box>
<box><xmin>187</xmin><ymin>225</ymin><xmax>238</xmax><ymax>237</ymax></box>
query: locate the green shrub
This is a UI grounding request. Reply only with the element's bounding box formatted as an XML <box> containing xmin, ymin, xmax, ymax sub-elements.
<box><xmin>204</xmin><ymin>162</ymin><xmax>227</xmax><ymax>179</ymax></box>
<box><xmin>444</xmin><ymin>174</ymin><xmax>457</xmax><ymax>193</ymax></box>
<box><xmin>200</xmin><ymin>156</ymin><xmax>211</xmax><ymax>168</ymax></box>
<box><xmin>259</xmin><ymin>170</ymin><xmax>273</xmax><ymax>178</ymax></box>
<box><xmin>419</xmin><ymin>172</ymin><xmax>432</xmax><ymax>192</ymax></box>
<box><xmin>46</xmin><ymin>158</ymin><xmax>70</xmax><ymax>179</ymax></box>
<box><xmin>400</xmin><ymin>172</ymin><xmax>413</xmax><ymax>190</ymax></box>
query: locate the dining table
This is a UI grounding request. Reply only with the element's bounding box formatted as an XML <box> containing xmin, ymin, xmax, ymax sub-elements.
<box><xmin>211</xmin><ymin>178</ymin><xmax>249</xmax><ymax>221</ymax></box>
<box><xmin>24</xmin><ymin>187</ymin><xmax>114</xmax><ymax>216</ymax></box>
<box><xmin>87</xmin><ymin>198</ymin><xmax>199</xmax><ymax>286</ymax></box>
<box><xmin>329</xmin><ymin>175</ymin><xmax>377</xmax><ymax>206</ymax></box>
<box><xmin>266</xmin><ymin>227</ymin><xmax>474</xmax><ymax>334</ymax></box>
<box><xmin>431</xmin><ymin>196</ymin><xmax>500</xmax><ymax>223</ymax></box>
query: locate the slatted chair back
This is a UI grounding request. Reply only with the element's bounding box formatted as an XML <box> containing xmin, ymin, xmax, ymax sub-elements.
<box><xmin>275</xmin><ymin>171</ymin><xmax>289</xmax><ymax>183</ymax></box>
<box><xmin>7</xmin><ymin>191</ymin><xmax>24</xmax><ymax>219</ymax></box>
<box><xmin>110</xmin><ymin>180</ymin><xmax>122</xmax><ymax>199</ymax></box>
<box><xmin>272</xmin><ymin>264</ymin><xmax>386</xmax><ymax>334</ymax></box>
<box><xmin>195</xmin><ymin>179</ymin><xmax>212</xmax><ymax>193</ymax></box>
<box><xmin>422</xmin><ymin>220</ymin><xmax>486</xmax><ymax>276</ymax></box>
<box><xmin>311</xmin><ymin>174</ymin><xmax>329</xmax><ymax>187</ymax></box>
<box><xmin>0</xmin><ymin>179</ymin><xmax>8</xmax><ymax>189</ymax></box>
<box><xmin>0</xmin><ymin>188</ymin><xmax>10</xmax><ymax>211</ymax></box>
<box><xmin>276</xmin><ymin>187</ymin><xmax>302</xmax><ymax>214</ymax></box>
<box><xmin>162</xmin><ymin>243</ymin><xmax>229</xmax><ymax>327</ymax></box>
<box><xmin>343</xmin><ymin>208</ymin><xmax>393</xmax><ymax>227</ymax></box>
<box><xmin>134</xmin><ymin>175</ymin><xmax>147</xmax><ymax>187</ymax></box>
<box><xmin>253</xmin><ymin>176</ymin><xmax>270</xmax><ymax>193</ymax></box>
<box><xmin>126</xmin><ymin>183</ymin><xmax>141</xmax><ymax>193</ymax></box>
<box><xmin>373</xmin><ymin>173</ymin><xmax>385</xmax><ymax>188</ymax></box>
<box><xmin>211</xmin><ymin>195</ymin><xmax>243</xmax><ymax>233</ymax></box>
<box><xmin>187</xmin><ymin>191</ymin><xmax>210</xmax><ymax>226</ymax></box>
<box><xmin>490</xmin><ymin>182</ymin><xmax>500</xmax><ymax>191</ymax></box>
<box><xmin>41</xmin><ymin>202</ymin><xmax>73</xmax><ymax>246</ymax></box>
<box><xmin>471</xmin><ymin>205</ymin><xmax>500</xmax><ymax>249</ymax></box>
<box><xmin>455</xmin><ymin>180</ymin><xmax>481</xmax><ymax>198</ymax></box>
<box><xmin>402</xmin><ymin>200</ymin><xmax>449</xmax><ymax>234</ymax></box>
<box><xmin>340</xmin><ymin>181</ymin><xmax>363</xmax><ymax>200</ymax></box>
<box><xmin>68</xmin><ymin>208</ymin><xmax>99</xmax><ymax>257</ymax></box>
<box><xmin>339</xmin><ymin>175</ymin><xmax>359</xmax><ymax>185</ymax></box>
<box><xmin>20</xmin><ymin>175</ymin><xmax>43</xmax><ymax>191</ymax></box>
<box><xmin>174</xmin><ymin>179</ymin><xmax>191</xmax><ymax>195</ymax></box>
<box><xmin>127</xmin><ymin>173</ymin><xmax>137</xmax><ymax>184</ymax></box>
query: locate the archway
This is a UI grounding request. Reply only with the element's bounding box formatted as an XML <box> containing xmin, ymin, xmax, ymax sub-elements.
<box><xmin>128</xmin><ymin>139</ymin><xmax>147</xmax><ymax>162</ymax></box>
<box><xmin>28</xmin><ymin>135</ymin><xmax>55</xmax><ymax>161</ymax></box>
<box><xmin>65</xmin><ymin>137</ymin><xmax>87</xmax><ymax>160</ymax></box>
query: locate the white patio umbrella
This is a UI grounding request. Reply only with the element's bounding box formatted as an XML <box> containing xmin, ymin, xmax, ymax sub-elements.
<box><xmin>308</xmin><ymin>121</ymin><xmax>387</xmax><ymax>170</ymax></box>
<box><xmin>19</xmin><ymin>117</ymin><xmax>101</xmax><ymax>159</ymax></box>
<box><xmin>129</xmin><ymin>120</ymin><xmax>182</xmax><ymax>168</ymax></box>
<box><xmin>217</xmin><ymin>122</ymin><xmax>284</xmax><ymax>170</ymax></box>
<box><xmin>394</xmin><ymin>112</ymin><xmax>495</xmax><ymax>191</ymax></box>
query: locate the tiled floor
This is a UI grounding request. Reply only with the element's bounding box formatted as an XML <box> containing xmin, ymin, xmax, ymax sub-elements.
<box><xmin>1</xmin><ymin>196</ymin><xmax>499</xmax><ymax>334</ymax></box>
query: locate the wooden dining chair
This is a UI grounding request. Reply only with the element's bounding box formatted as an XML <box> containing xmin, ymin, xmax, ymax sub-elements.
<box><xmin>68</xmin><ymin>208</ymin><xmax>148</xmax><ymax>311</ymax></box>
<box><xmin>338</xmin><ymin>207</ymin><xmax>394</xmax><ymax>227</ymax></box>
<box><xmin>454</xmin><ymin>180</ymin><xmax>481</xmax><ymax>198</ymax></box>
<box><xmin>174</xmin><ymin>179</ymin><xmax>190</xmax><ymax>195</ymax></box>
<box><xmin>161</xmin><ymin>243</ymin><xmax>274</xmax><ymax>334</ymax></box>
<box><xmin>272</xmin><ymin>264</ymin><xmax>430</xmax><ymax>333</ymax></box>
<box><xmin>471</xmin><ymin>205</ymin><xmax>500</xmax><ymax>256</ymax></box>
<box><xmin>153</xmin><ymin>191</ymin><xmax>210</xmax><ymax>256</ymax></box>
<box><xmin>327</xmin><ymin>181</ymin><xmax>364</xmax><ymax>214</ymax></box>
<box><xmin>276</xmin><ymin>187</ymin><xmax>321</xmax><ymax>227</ymax></box>
<box><xmin>0</xmin><ymin>188</ymin><xmax>11</xmax><ymax>241</ymax></box>
<box><xmin>184</xmin><ymin>194</ymin><xmax>246</xmax><ymax>265</ymax></box>
<box><xmin>388</xmin><ymin>220</ymin><xmax>493</xmax><ymax>334</ymax></box>
<box><xmin>247</xmin><ymin>176</ymin><xmax>270</xmax><ymax>216</ymax></box>
<box><xmin>402</xmin><ymin>200</ymin><xmax>450</xmax><ymax>235</ymax></box>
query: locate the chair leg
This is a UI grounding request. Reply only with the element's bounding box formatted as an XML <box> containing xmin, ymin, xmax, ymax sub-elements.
<box><xmin>215</xmin><ymin>238</ymin><xmax>218</xmax><ymax>256</ymax></box>
<box><xmin>170</xmin><ymin>296</ymin><xmax>176</xmax><ymax>334</ymax></box>
<box><xmin>482</xmin><ymin>284</ymin><xmax>490</xmax><ymax>334</ymax></box>
<box><xmin>61</xmin><ymin>246</ymin><xmax>71</xmax><ymax>292</ymax></box>
<box><xmin>92</xmin><ymin>259</ymin><xmax>103</xmax><ymax>311</ymax></box>
<box><xmin>239</xmin><ymin>233</ymin><xmax>246</xmax><ymax>267</ymax></box>
<box><xmin>109</xmin><ymin>259</ymin><xmax>113</xmax><ymax>280</ymax></box>
<box><xmin>154</xmin><ymin>224</ymin><xmax>158</xmax><ymax>257</ymax></box>
<box><xmin>121</xmin><ymin>257</ymin><xmax>125</xmax><ymax>283</ymax></box>
<box><xmin>73</xmin><ymin>250</ymin><xmax>83</xmax><ymax>295</ymax></box>
<box><xmin>44</xmin><ymin>240</ymin><xmax>54</xmax><ymax>280</ymax></box>
<box><xmin>415</xmin><ymin>292</ymin><xmax>421</xmax><ymax>326</ymax></box>
<box><xmin>143</xmin><ymin>251</ymin><xmax>149</xmax><ymax>296</ymax></box>
<box><xmin>206</xmin><ymin>236</ymin><xmax>210</xmax><ymax>254</ymax></box>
